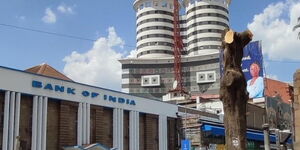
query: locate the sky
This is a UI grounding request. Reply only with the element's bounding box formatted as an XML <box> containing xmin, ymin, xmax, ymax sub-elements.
<box><xmin>0</xmin><ymin>0</ymin><xmax>299</xmax><ymax>91</ymax></box>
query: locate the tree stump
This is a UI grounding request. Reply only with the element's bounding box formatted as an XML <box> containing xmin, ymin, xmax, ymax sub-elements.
<box><xmin>220</xmin><ymin>29</ymin><xmax>253</xmax><ymax>150</ymax></box>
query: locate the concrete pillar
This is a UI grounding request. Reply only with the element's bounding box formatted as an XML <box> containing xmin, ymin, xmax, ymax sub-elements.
<box><xmin>159</xmin><ymin>115</ymin><xmax>168</xmax><ymax>150</ymax></box>
<box><xmin>262</xmin><ymin>124</ymin><xmax>270</xmax><ymax>150</ymax></box>
<box><xmin>129</xmin><ymin>111</ymin><xmax>139</xmax><ymax>150</ymax></box>
<box><xmin>14</xmin><ymin>93</ymin><xmax>21</xmax><ymax>150</ymax></box>
<box><xmin>8</xmin><ymin>92</ymin><xmax>15</xmax><ymax>150</ymax></box>
<box><xmin>136</xmin><ymin>111</ymin><xmax>139</xmax><ymax>150</ymax></box>
<box><xmin>2</xmin><ymin>91</ymin><xmax>10</xmax><ymax>150</ymax></box>
<box><xmin>293</xmin><ymin>69</ymin><xmax>300</xmax><ymax>148</ymax></box>
<box><xmin>37</xmin><ymin>97</ymin><xmax>43</xmax><ymax>150</ymax></box>
<box><xmin>120</xmin><ymin>109</ymin><xmax>124</xmax><ymax>150</ymax></box>
<box><xmin>77</xmin><ymin>102</ymin><xmax>91</xmax><ymax>145</ymax></box>
<box><xmin>87</xmin><ymin>103</ymin><xmax>90</xmax><ymax>144</ymax></box>
<box><xmin>42</xmin><ymin>97</ymin><xmax>48</xmax><ymax>150</ymax></box>
<box><xmin>77</xmin><ymin>103</ymin><xmax>83</xmax><ymax>145</ymax></box>
<box><xmin>31</xmin><ymin>96</ymin><xmax>38</xmax><ymax>150</ymax></box>
<box><xmin>113</xmin><ymin>108</ymin><xmax>117</xmax><ymax>148</ymax></box>
<box><xmin>2</xmin><ymin>92</ymin><xmax>22</xmax><ymax>150</ymax></box>
<box><xmin>113</xmin><ymin>108</ymin><xmax>124</xmax><ymax>150</ymax></box>
<box><xmin>82</xmin><ymin>103</ymin><xmax>87</xmax><ymax>144</ymax></box>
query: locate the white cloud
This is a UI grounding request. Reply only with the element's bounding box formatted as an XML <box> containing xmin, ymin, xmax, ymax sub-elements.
<box><xmin>42</xmin><ymin>8</ymin><xmax>56</xmax><ymax>24</ymax></box>
<box><xmin>126</xmin><ymin>49</ymin><xmax>138</xmax><ymax>58</ymax></box>
<box><xmin>248</xmin><ymin>0</ymin><xmax>300</xmax><ymax>61</ymax></box>
<box><xmin>57</xmin><ymin>4</ymin><xmax>74</xmax><ymax>14</ymax></box>
<box><xmin>266</xmin><ymin>74</ymin><xmax>278</xmax><ymax>80</ymax></box>
<box><xmin>63</xmin><ymin>27</ymin><xmax>127</xmax><ymax>90</ymax></box>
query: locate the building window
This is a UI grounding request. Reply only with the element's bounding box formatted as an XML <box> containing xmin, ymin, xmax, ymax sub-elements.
<box><xmin>145</xmin><ymin>1</ymin><xmax>152</xmax><ymax>7</ymax></box>
<box><xmin>161</xmin><ymin>1</ymin><xmax>168</xmax><ymax>7</ymax></box>
<box><xmin>139</xmin><ymin>4</ymin><xmax>144</xmax><ymax>10</ymax></box>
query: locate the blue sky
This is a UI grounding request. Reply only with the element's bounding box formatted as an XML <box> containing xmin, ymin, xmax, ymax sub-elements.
<box><xmin>0</xmin><ymin>0</ymin><xmax>299</xmax><ymax>90</ymax></box>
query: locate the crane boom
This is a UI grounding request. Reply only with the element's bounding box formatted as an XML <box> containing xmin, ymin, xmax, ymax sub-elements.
<box><xmin>172</xmin><ymin>0</ymin><xmax>186</xmax><ymax>94</ymax></box>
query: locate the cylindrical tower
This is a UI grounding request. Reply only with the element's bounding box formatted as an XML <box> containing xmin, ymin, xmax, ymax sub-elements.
<box><xmin>134</xmin><ymin>0</ymin><xmax>175</xmax><ymax>58</ymax></box>
<box><xmin>184</xmin><ymin>0</ymin><xmax>229</xmax><ymax>56</ymax></box>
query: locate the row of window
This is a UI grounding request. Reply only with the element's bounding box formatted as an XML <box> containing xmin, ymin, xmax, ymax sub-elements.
<box><xmin>138</xmin><ymin>1</ymin><xmax>173</xmax><ymax>11</ymax></box>
<box><xmin>187</xmin><ymin>5</ymin><xmax>228</xmax><ymax>14</ymax></box>
<box><xmin>127</xmin><ymin>77</ymin><xmax>207</xmax><ymax>85</ymax></box>
<box><xmin>138</xmin><ymin>36</ymin><xmax>221</xmax><ymax>47</ymax></box>
<box><xmin>189</xmin><ymin>0</ymin><xmax>227</xmax><ymax>5</ymax></box>
<box><xmin>188</xmin><ymin>45</ymin><xmax>221</xmax><ymax>53</ymax></box>
<box><xmin>187</xmin><ymin>29</ymin><xmax>223</xmax><ymax>37</ymax></box>
<box><xmin>137</xmin><ymin>10</ymin><xmax>173</xmax><ymax>19</ymax></box>
<box><xmin>137</xmin><ymin>18</ymin><xmax>228</xmax><ymax>30</ymax></box>
<box><xmin>137</xmin><ymin>50</ymin><xmax>174</xmax><ymax>57</ymax></box>
<box><xmin>137</xmin><ymin>34</ymin><xmax>187</xmax><ymax>42</ymax></box>
<box><xmin>137</xmin><ymin>27</ymin><xmax>223</xmax><ymax>38</ymax></box>
<box><xmin>187</xmin><ymin>37</ymin><xmax>222</xmax><ymax>46</ymax></box>
<box><xmin>137</xmin><ymin>26</ymin><xmax>186</xmax><ymax>34</ymax></box>
<box><xmin>137</xmin><ymin>18</ymin><xmax>173</xmax><ymax>26</ymax></box>
<box><xmin>126</xmin><ymin>81</ymin><xmax>219</xmax><ymax>93</ymax></box>
<box><xmin>137</xmin><ymin>34</ymin><xmax>173</xmax><ymax>42</ymax></box>
<box><xmin>186</xmin><ymin>13</ymin><xmax>229</xmax><ymax>22</ymax></box>
<box><xmin>137</xmin><ymin>41</ymin><xmax>173</xmax><ymax>49</ymax></box>
<box><xmin>128</xmin><ymin>87</ymin><xmax>168</xmax><ymax>94</ymax></box>
<box><xmin>125</xmin><ymin>64</ymin><xmax>219</xmax><ymax>75</ymax></box>
<box><xmin>188</xmin><ymin>21</ymin><xmax>229</xmax><ymax>28</ymax></box>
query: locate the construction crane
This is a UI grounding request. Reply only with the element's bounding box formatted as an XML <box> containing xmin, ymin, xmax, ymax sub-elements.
<box><xmin>171</xmin><ymin>0</ymin><xmax>187</xmax><ymax>94</ymax></box>
<box><xmin>171</xmin><ymin>0</ymin><xmax>231</xmax><ymax>95</ymax></box>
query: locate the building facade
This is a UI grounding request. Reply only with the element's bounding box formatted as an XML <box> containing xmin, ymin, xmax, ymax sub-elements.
<box><xmin>0</xmin><ymin>65</ymin><xmax>179</xmax><ymax>150</ymax></box>
<box><xmin>120</xmin><ymin>53</ymin><xmax>221</xmax><ymax>100</ymax></box>
<box><xmin>121</xmin><ymin>0</ymin><xmax>229</xmax><ymax>99</ymax></box>
<box><xmin>133</xmin><ymin>0</ymin><xmax>229</xmax><ymax>58</ymax></box>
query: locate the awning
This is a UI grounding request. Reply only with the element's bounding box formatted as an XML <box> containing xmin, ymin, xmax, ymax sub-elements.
<box><xmin>202</xmin><ymin>124</ymin><xmax>279</xmax><ymax>143</ymax></box>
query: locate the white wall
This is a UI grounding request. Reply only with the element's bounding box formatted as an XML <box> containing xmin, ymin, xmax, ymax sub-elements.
<box><xmin>0</xmin><ymin>67</ymin><xmax>178</xmax><ymax>117</ymax></box>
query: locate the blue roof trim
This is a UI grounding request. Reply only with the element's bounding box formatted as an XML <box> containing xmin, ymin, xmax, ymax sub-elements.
<box><xmin>0</xmin><ymin>65</ymin><xmax>164</xmax><ymax>102</ymax></box>
<box><xmin>202</xmin><ymin>124</ymin><xmax>290</xmax><ymax>143</ymax></box>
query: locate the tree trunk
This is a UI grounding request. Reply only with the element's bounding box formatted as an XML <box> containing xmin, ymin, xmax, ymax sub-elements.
<box><xmin>221</xmin><ymin>69</ymin><xmax>247</xmax><ymax>150</ymax></box>
<box><xmin>220</xmin><ymin>29</ymin><xmax>252</xmax><ymax>150</ymax></box>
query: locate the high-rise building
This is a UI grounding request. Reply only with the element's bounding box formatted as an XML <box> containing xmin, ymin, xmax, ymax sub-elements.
<box><xmin>185</xmin><ymin>0</ymin><xmax>229</xmax><ymax>55</ymax></box>
<box><xmin>134</xmin><ymin>0</ymin><xmax>187</xmax><ymax>58</ymax></box>
<box><xmin>120</xmin><ymin>0</ymin><xmax>229</xmax><ymax>100</ymax></box>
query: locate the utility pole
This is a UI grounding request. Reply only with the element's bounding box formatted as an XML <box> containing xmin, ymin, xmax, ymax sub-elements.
<box><xmin>263</xmin><ymin>124</ymin><xmax>270</xmax><ymax>150</ymax></box>
<box><xmin>220</xmin><ymin>29</ymin><xmax>253</xmax><ymax>150</ymax></box>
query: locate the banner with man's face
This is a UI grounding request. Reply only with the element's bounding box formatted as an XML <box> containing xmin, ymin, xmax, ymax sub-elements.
<box><xmin>241</xmin><ymin>41</ymin><xmax>264</xmax><ymax>99</ymax></box>
<box><xmin>220</xmin><ymin>41</ymin><xmax>264</xmax><ymax>99</ymax></box>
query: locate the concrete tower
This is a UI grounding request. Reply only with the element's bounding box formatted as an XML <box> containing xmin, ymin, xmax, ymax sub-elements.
<box><xmin>134</xmin><ymin>0</ymin><xmax>176</xmax><ymax>58</ymax></box>
<box><xmin>184</xmin><ymin>0</ymin><xmax>229</xmax><ymax>56</ymax></box>
<box><xmin>120</xmin><ymin>0</ymin><xmax>229</xmax><ymax>100</ymax></box>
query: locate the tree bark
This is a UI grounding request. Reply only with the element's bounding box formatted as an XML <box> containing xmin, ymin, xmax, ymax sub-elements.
<box><xmin>220</xmin><ymin>29</ymin><xmax>252</xmax><ymax>150</ymax></box>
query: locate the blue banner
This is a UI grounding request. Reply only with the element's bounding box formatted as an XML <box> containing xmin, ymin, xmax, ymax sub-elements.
<box><xmin>220</xmin><ymin>41</ymin><xmax>264</xmax><ymax>99</ymax></box>
<box><xmin>242</xmin><ymin>41</ymin><xmax>264</xmax><ymax>99</ymax></box>
<box><xmin>181</xmin><ymin>139</ymin><xmax>191</xmax><ymax>150</ymax></box>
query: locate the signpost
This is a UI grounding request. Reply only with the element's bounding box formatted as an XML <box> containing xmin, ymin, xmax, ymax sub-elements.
<box><xmin>181</xmin><ymin>139</ymin><xmax>191</xmax><ymax>150</ymax></box>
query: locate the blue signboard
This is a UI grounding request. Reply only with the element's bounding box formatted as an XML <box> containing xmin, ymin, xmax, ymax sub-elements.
<box><xmin>241</xmin><ymin>41</ymin><xmax>264</xmax><ymax>99</ymax></box>
<box><xmin>181</xmin><ymin>139</ymin><xmax>191</xmax><ymax>150</ymax></box>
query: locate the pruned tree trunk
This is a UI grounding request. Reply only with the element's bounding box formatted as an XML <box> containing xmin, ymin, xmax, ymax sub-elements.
<box><xmin>220</xmin><ymin>29</ymin><xmax>253</xmax><ymax>150</ymax></box>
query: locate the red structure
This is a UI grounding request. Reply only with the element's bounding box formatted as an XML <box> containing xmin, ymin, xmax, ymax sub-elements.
<box><xmin>172</xmin><ymin>0</ymin><xmax>186</xmax><ymax>94</ymax></box>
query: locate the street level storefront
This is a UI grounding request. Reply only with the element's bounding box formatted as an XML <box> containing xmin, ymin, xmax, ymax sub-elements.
<box><xmin>0</xmin><ymin>65</ymin><xmax>179</xmax><ymax>150</ymax></box>
<box><xmin>200</xmin><ymin>121</ymin><xmax>292</xmax><ymax>150</ymax></box>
